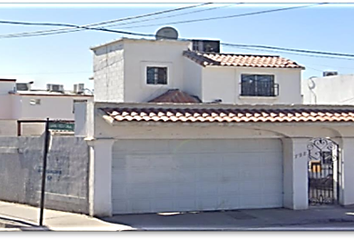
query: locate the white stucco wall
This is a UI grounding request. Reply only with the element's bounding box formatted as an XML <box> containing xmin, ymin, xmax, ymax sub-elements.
<box><xmin>92</xmin><ymin>41</ymin><xmax>125</xmax><ymax>103</ymax></box>
<box><xmin>14</xmin><ymin>95</ymin><xmax>92</xmax><ymax>120</ymax></box>
<box><xmin>0</xmin><ymin>81</ymin><xmax>16</xmax><ymax>95</ymax></box>
<box><xmin>302</xmin><ymin>74</ymin><xmax>354</xmax><ymax>104</ymax></box>
<box><xmin>0</xmin><ymin>95</ymin><xmax>13</xmax><ymax>119</ymax></box>
<box><xmin>0</xmin><ymin>81</ymin><xmax>16</xmax><ymax>119</ymax></box>
<box><xmin>92</xmin><ymin>38</ymin><xmax>191</xmax><ymax>103</ymax></box>
<box><xmin>123</xmin><ymin>39</ymin><xmax>190</xmax><ymax>102</ymax></box>
<box><xmin>201</xmin><ymin>67</ymin><xmax>303</xmax><ymax>104</ymax></box>
<box><xmin>183</xmin><ymin>57</ymin><xmax>203</xmax><ymax>99</ymax></box>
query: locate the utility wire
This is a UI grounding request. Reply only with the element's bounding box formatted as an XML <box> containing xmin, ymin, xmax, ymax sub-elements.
<box><xmin>229</xmin><ymin>45</ymin><xmax>354</xmax><ymax>61</ymax></box>
<box><xmin>0</xmin><ymin>3</ymin><xmax>353</xmax><ymax>60</ymax></box>
<box><xmin>105</xmin><ymin>3</ymin><xmax>239</xmax><ymax>29</ymax></box>
<box><xmin>0</xmin><ymin>3</ymin><xmax>322</xmax><ymax>39</ymax></box>
<box><xmin>0</xmin><ymin>2</ymin><xmax>212</xmax><ymax>38</ymax></box>
<box><xmin>115</xmin><ymin>3</ymin><xmax>326</xmax><ymax>29</ymax></box>
<box><xmin>222</xmin><ymin>43</ymin><xmax>354</xmax><ymax>58</ymax></box>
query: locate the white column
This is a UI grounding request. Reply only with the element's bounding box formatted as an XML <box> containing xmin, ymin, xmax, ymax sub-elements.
<box><xmin>282</xmin><ymin>138</ymin><xmax>309</xmax><ymax>210</ymax></box>
<box><xmin>341</xmin><ymin>137</ymin><xmax>354</xmax><ymax>205</ymax></box>
<box><xmin>86</xmin><ymin>138</ymin><xmax>114</xmax><ymax>217</ymax></box>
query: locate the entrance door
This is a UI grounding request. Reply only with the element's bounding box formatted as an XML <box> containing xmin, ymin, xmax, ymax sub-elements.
<box><xmin>307</xmin><ymin>138</ymin><xmax>339</xmax><ymax>205</ymax></box>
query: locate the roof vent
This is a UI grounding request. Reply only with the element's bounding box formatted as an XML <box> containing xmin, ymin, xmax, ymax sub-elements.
<box><xmin>73</xmin><ymin>83</ymin><xmax>85</xmax><ymax>94</ymax></box>
<box><xmin>323</xmin><ymin>71</ymin><xmax>338</xmax><ymax>77</ymax></box>
<box><xmin>16</xmin><ymin>83</ymin><xmax>31</xmax><ymax>91</ymax></box>
<box><xmin>47</xmin><ymin>84</ymin><xmax>64</xmax><ymax>92</ymax></box>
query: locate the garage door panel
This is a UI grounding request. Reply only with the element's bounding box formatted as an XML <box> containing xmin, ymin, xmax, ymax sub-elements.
<box><xmin>175</xmin><ymin>199</ymin><xmax>196</xmax><ymax>211</ymax></box>
<box><xmin>197</xmin><ymin>197</ymin><xmax>219</xmax><ymax>210</ymax></box>
<box><xmin>175</xmin><ymin>171</ymin><xmax>197</xmax><ymax>183</ymax></box>
<box><xmin>152</xmin><ymin>184</ymin><xmax>175</xmax><ymax>197</ymax></box>
<box><xmin>175</xmin><ymin>184</ymin><xmax>196</xmax><ymax>196</ymax></box>
<box><xmin>151</xmin><ymin>199</ymin><xmax>175</xmax><ymax>212</ymax></box>
<box><xmin>112</xmin><ymin>139</ymin><xmax>283</xmax><ymax>214</ymax></box>
<box><xmin>196</xmin><ymin>169</ymin><xmax>219</xmax><ymax>182</ymax></box>
<box><xmin>174</xmin><ymin>154</ymin><xmax>198</xmax><ymax>168</ymax></box>
<box><xmin>196</xmin><ymin>182</ymin><xmax>219</xmax><ymax>196</ymax></box>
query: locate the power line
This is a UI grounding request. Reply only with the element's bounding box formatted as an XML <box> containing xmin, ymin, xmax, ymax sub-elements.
<box><xmin>0</xmin><ymin>2</ymin><xmax>212</xmax><ymax>38</ymax></box>
<box><xmin>228</xmin><ymin>45</ymin><xmax>354</xmax><ymax>61</ymax></box>
<box><xmin>105</xmin><ymin>3</ymin><xmax>239</xmax><ymax>29</ymax></box>
<box><xmin>0</xmin><ymin>3</ymin><xmax>323</xmax><ymax>39</ymax></box>
<box><xmin>114</xmin><ymin>3</ymin><xmax>326</xmax><ymax>29</ymax></box>
<box><xmin>222</xmin><ymin>43</ymin><xmax>354</xmax><ymax>58</ymax></box>
<box><xmin>1</xmin><ymin>3</ymin><xmax>354</xmax><ymax>60</ymax></box>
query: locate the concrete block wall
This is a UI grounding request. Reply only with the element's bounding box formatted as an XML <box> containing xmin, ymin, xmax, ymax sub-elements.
<box><xmin>93</xmin><ymin>42</ymin><xmax>125</xmax><ymax>103</ymax></box>
<box><xmin>0</xmin><ymin>135</ymin><xmax>90</xmax><ymax>214</ymax></box>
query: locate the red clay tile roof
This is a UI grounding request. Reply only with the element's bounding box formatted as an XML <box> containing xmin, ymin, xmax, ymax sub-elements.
<box><xmin>149</xmin><ymin>89</ymin><xmax>201</xmax><ymax>103</ymax></box>
<box><xmin>183</xmin><ymin>51</ymin><xmax>305</xmax><ymax>69</ymax></box>
<box><xmin>101</xmin><ymin>106</ymin><xmax>354</xmax><ymax>123</ymax></box>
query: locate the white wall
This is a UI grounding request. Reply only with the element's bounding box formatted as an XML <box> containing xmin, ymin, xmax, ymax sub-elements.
<box><xmin>0</xmin><ymin>95</ymin><xmax>13</xmax><ymax>119</ymax></box>
<box><xmin>74</xmin><ymin>100</ymin><xmax>88</xmax><ymax>137</ymax></box>
<box><xmin>92</xmin><ymin>42</ymin><xmax>125</xmax><ymax>103</ymax></box>
<box><xmin>123</xmin><ymin>39</ymin><xmax>190</xmax><ymax>102</ymax></box>
<box><xmin>183</xmin><ymin>57</ymin><xmax>203</xmax><ymax>99</ymax></box>
<box><xmin>0</xmin><ymin>81</ymin><xmax>15</xmax><ymax>95</ymax></box>
<box><xmin>16</xmin><ymin>95</ymin><xmax>91</xmax><ymax>120</ymax></box>
<box><xmin>201</xmin><ymin>67</ymin><xmax>237</xmax><ymax>103</ymax></box>
<box><xmin>201</xmin><ymin>67</ymin><xmax>303</xmax><ymax>104</ymax></box>
<box><xmin>302</xmin><ymin>74</ymin><xmax>354</xmax><ymax>104</ymax></box>
<box><xmin>0</xmin><ymin>81</ymin><xmax>16</xmax><ymax>119</ymax></box>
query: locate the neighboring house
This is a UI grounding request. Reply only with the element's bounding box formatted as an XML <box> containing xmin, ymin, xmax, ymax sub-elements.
<box><xmin>76</xmin><ymin>37</ymin><xmax>354</xmax><ymax>217</ymax></box>
<box><xmin>90</xmin><ymin>37</ymin><xmax>304</xmax><ymax>105</ymax></box>
<box><xmin>302</xmin><ymin>73</ymin><xmax>354</xmax><ymax>105</ymax></box>
<box><xmin>0</xmin><ymin>79</ymin><xmax>93</xmax><ymax>136</ymax></box>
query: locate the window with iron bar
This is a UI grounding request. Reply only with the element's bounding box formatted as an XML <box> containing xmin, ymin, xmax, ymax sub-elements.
<box><xmin>241</xmin><ymin>74</ymin><xmax>278</xmax><ymax>97</ymax></box>
<box><xmin>146</xmin><ymin>67</ymin><xmax>168</xmax><ymax>85</ymax></box>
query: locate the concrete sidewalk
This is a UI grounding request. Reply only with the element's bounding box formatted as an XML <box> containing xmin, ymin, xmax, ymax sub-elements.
<box><xmin>1</xmin><ymin>200</ymin><xmax>354</xmax><ymax>231</ymax></box>
<box><xmin>0</xmin><ymin>201</ymin><xmax>134</xmax><ymax>231</ymax></box>
<box><xmin>101</xmin><ymin>205</ymin><xmax>354</xmax><ymax>231</ymax></box>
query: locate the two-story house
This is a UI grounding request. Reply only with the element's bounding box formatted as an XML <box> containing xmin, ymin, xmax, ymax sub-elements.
<box><xmin>80</xmin><ymin>36</ymin><xmax>354</xmax><ymax>217</ymax></box>
<box><xmin>91</xmin><ymin>37</ymin><xmax>304</xmax><ymax>105</ymax></box>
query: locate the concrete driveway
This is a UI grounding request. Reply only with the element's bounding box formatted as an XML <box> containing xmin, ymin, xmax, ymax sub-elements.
<box><xmin>100</xmin><ymin>206</ymin><xmax>354</xmax><ymax>231</ymax></box>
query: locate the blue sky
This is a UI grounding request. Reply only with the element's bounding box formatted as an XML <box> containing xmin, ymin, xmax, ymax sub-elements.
<box><xmin>0</xmin><ymin>3</ymin><xmax>353</xmax><ymax>91</ymax></box>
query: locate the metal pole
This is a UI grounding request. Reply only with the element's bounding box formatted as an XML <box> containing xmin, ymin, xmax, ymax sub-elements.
<box><xmin>39</xmin><ymin>118</ymin><xmax>50</xmax><ymax>226</ymax></box>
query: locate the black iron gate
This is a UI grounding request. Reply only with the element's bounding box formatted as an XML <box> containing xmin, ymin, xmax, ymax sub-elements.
<box><xmin>307</xmin><ymin>138</ymin><xmax>339</xmax><ymax>205</ymax></box>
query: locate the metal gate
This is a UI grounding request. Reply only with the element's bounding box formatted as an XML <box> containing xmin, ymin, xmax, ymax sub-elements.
<box><xmin>307</xmin><ymin>138</ymin><xmax>339</xmax><ymax>205</ymax></box>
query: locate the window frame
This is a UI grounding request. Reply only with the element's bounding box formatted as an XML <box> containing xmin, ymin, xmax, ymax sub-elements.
<box><xmin>141</xmin><ymin>61</ymin><xmax>172</xmax><ymax>88</ymax></box>
<box><xmin>240</xmin><ymin>74</ymin><xmax>278</xmax><ymax>97</ymax></box>
<box><xmin>146</xmin><ymin>66</ymin><xmax>168</xmax><ymax>85</ymax></box>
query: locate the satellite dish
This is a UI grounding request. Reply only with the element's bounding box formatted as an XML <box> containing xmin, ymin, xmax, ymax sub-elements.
<box><xmin>155</xmin><ymin>27</ymin><xmax>179</xmax><ymax>40</ymax></box>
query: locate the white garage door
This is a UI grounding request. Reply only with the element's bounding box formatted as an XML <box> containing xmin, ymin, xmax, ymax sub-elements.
<box><xmin>112</xmin><ymin>139</ymin><xmax>283</xmax><ymax>214</ymax></box>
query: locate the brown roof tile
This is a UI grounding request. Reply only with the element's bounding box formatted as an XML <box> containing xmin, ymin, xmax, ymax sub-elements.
<box><xmin>101</xmin><ymin>106</ymin><xmax>354</xmax><ymax>123</ymax></box>
<box><xmin>148</xmin><ymin>89</ymin><xmax>201</xmax><ymax>103</ymax></box>
<box><xmin>183</xmin><ymin>51</ymin><xmax>305</xmax><ymax>69</ymax></box>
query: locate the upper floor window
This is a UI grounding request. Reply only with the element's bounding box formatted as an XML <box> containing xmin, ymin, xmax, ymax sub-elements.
<box><xmin>146</xmin><ymin>67</ymin><xmax>167</xmax><ymax>85</ymax></box>
<box><xmin>241</xmin><ymin>74</ymin><xmax>278</xmax><ymax>97</ymax></box>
